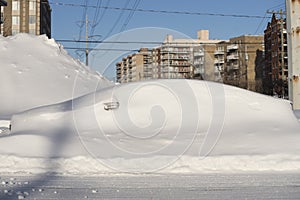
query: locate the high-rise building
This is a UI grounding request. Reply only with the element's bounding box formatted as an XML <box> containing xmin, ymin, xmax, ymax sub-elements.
<box><xmin>116</xmin><ymin>48</ymin><xmax>157</xmax><ymax>83</ymax></box>
<box><xmin>214</xmin><ymin>41</ymin><xmax>227</xmax><ymax>81</ymax></box>
<box><xmin>160</xmin><ymin>35</ymin><xmax>194</xmax><ymax>79</ymax></box>
<box><xmin>116</xmin><ymin>30</ymin><xmax>224</xmax><ymax>83</ymax></box>
<box><xmin>1</xmin><ymin>0</ymin><xmax>51</xmax><ymax>38</ymax></box>
<box><xmin>115</xmin><ymin>31</ymin><xmax>264</xmax><ymax>94</ymax></box>
<box><xmin>223</xmin><ymin>35</ymin><xmax>264</xmax><ymax>92</ymax></box>
<box><xmin>161</xmin><ymin>31</ymin><xmax>223</xmax><ymax>80</ymax></box>
<box><xmin>264</xmin><ymin>13</ymin><xmax>288</xmax><ymax>98</ymax></box>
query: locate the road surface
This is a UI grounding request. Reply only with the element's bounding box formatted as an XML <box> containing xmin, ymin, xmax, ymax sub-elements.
<box><xmin>1</xmin><ymin>173</ymin><xmax>300</xmax><ymax>199</ymax></box>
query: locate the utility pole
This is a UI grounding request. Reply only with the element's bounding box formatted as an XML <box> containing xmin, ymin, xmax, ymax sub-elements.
<box><xmin>286</xmin><ymin>0</ymin><xmax>300</xmax><ymax>110</ymax></box>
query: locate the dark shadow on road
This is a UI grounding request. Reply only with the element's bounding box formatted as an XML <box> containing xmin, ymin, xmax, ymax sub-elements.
<box><xmin>0</xmin><ymin>126</ymin><xmax>74</xmax><ymax>200</ymax></box>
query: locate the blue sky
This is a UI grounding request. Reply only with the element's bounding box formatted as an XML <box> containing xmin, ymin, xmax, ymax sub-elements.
<box><xmin>50</xmin><ymin>0</ymin><xmax>285</xmax><ymax>77</ymax></box>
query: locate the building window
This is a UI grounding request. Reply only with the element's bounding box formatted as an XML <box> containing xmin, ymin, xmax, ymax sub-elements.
<box><xmin>12</xmin><ymin>15</ymin><xmax>20</xmax><ymax>25</ymax></box>
<box><xmin>12</xmin><ymin>0</ymin><xmax>20</xmax><ymax>11</ymax></box>
<box><xmin>29</xmin><ymin>15</ymin><xmax>36</xmax><ymax>24</ymax></box>
<box><xmin>29</xmin><ymin>0</ymin><xmax>36</xmax><ymax>11</ymax></box>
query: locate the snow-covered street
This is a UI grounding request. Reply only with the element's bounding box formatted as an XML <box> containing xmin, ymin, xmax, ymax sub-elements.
<box><xmin>1</xmin><ymin>174</ymin><xmax>300</xmax><ymax>199</ymax></box>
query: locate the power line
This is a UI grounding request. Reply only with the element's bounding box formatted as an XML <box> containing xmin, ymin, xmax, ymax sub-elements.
<box><xmin>254</xmin><ymin>12</ymin><xmax>268</xmax><ymax>34</ymax></box>
<box><xmin>56</xmin><ymin>39</ymin><xmax>265</xmax><ymax>45</ymax></box>
<box><xmin>253</xmin><ymin>3</ymin><xmax>286</xmax><ymax>38</ymax></box>
<box><xmin>92</xmin><ymin>0</ymin><xmax>111</xmax><ymax>30</ymax></box>
<box><xmin>103</xmin><ymin>0</ymin><xmax>131</xmax><ymax>39</ymax></box>
<box><xmin>119</xmin><ymin>0</ymin><xmax>141</xmax><ymax>32</ymax></box>
<box><xmin>90</xmin><ymin>0</ymin><xmax>102</xmax><ymax>36</ymax></box>
<box><xmin>77</xmin><ymin>0</ymin><xmax>89</xmax><ymax>41</ymax></box>
<box><xmin>49</xmin><ymin>2</ymin><xmax>270</xmax><ymax>19</ymax></box>
<box><xmin>64</xmin><ymin>47</ymin><xmax>139</xmax><ymax>52</ymax></box>
<box><xmin>63</xmin><ymin>46</ymin><xmax>263</xmax><ymax>54</ymax></box>
<box><xmin>268</xmin><ymin>3</ymin><xmax>285</xmax><ymax>11</ymax></box>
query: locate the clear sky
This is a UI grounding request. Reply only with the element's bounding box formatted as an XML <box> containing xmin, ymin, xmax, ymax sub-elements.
<box><xmin>50</xmin><ymin>0</ymin><xmax>285</xmax><ymax>78</ymax></box>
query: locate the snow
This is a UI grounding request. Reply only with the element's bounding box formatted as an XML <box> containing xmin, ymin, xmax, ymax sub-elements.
<box><xmin>0</xmin><ymin>34</ymin><xmax>300</xmax><ymax>175</ymax></box>
<box><xmin>0</xmin><ymin>120</ymin><xmax>10</xmax><ymax>134</ymax></box>
<box><xmin>0</xmin><ymin>34</ymin><xmax>113</xmax><ymax>120</ymax></box>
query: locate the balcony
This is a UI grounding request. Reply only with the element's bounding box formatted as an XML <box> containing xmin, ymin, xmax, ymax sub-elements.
<box><xmin>194</xmin><ymin>52</ymin><xmax>205</xmax><ymax>57</ymax></box>
<box><xmin>162</xmin><ymin>61</ymin><xmax>190</xmax><ymax>67</ymax></box>
<box><xmin>216</xmin><ymin>66</ymin><xmax>224</xmax><ymax>73</ymax></box>
<box><xmin>161</xmin><ymin>68</ymin><xmax>178</xmax><ymax>73</ymax></box>
<box><xmin>214</xmin><ymin>50</ymin><xmax>225</xmax><ymax>55</ymax></box>
<box><xmin>194</xmin><ymin>68</ymin><xmax>205</xmax><ymax>75</ymax></box>
<box><xmin>194</xmin><ymin>60</ymin><xmax>204</xmax><ymax>65</ymax></box>
<box><xmin>143</xmin><ymin>68</ymin><xmax>152</xmax><ymax>73</ymax></box>
<box><xmin>228</xmin><ymin>64</ymin><xmax>239</xmax><ymax>71</ymax></box>
<box><xmin>227</xmin><ymin>44</ymin><xmax>238</xmax><ymax>51</ymax></box>
<box><xmin>214</xmin><ymin>59</ymin><xmax>225</xmax><ymax>64</ymax></box>
<box><xmin>178</xmin><ymin>67</ymin><xmax>192</xmax><ymax>73</ymax></box>
<box><xmin>227</xmin><ymin>54</ymin><xmax>239</xmax><ymax>60</ymax></box>
<box><xmin>162</xmin><ymin>55</ymin><xmax>189</xmax><ymax>60</ymax></box>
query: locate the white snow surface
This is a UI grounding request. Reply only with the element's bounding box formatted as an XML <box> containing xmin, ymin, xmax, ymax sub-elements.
<box><xmin>0</xmin><ymin>34</ymin><xmax>300</xmax><ymax>175</ymax></box>
<box><xmin>0</xmin><ymin>34</ymin><xmax>112</xmax><ymax>119</ymax></box>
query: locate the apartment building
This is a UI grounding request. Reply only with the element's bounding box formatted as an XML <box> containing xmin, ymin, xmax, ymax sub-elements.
<box><xmin>161</xmin><ymin>35</ymin><xmax>195</xmax><ymax>79</ymax></box>
<box><xmin>223</xmin><ymin>35</ymin><xmax>264</xmax><ymax>92</ymax></box>
<box><xmin>115</xmin><ymin>31</ymin><xmax>264</xmax><ymax>93</ymax></box>
<box><xmin>116</xmin><ymin>30</ymin><xmax>224</xmax><ymax>83</ymax></box>
<box><xmin>116</xmin><ymin>48</ymin><xmax>156</xmax><ymax>83</ymax></box>
<box><xmin>214</xmin><ymin>41</ymin><xmax>227</xmax><ymax>81</ymax></box>
<box><xmin>0</xmin><ymin>0</ymin><xmax>7</xmax><ymax>33</ymax></box>
<box><xmin>1</xmin><ymin>0</ymin><xmax>51</xmax><ymax>38</ymax></box>
<box><xmin>264</xmin><ymin>13</ymin><xmax>288</xmax><ymax>98</ymax></box>
<box><xmin>151</xmin><ymin>48</ymin><xmax>161</xmax><ymax>79</ymax></box>
<box><xmin>161</xmin><ymin>31</ymin><xmax>223</xmax><ymax>81</ymax></box>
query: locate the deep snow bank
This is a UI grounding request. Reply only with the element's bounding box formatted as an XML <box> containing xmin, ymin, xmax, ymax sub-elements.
<box><xmin>0</xmin><ymin>34</ymin><xmax>113</xmax><ymax>119</ymax></box>
<box><xmin>2</xmin><ymin>80</ymin><xmax>300</xmax><ymax>174</ymax></box>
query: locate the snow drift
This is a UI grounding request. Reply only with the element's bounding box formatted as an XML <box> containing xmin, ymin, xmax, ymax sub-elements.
<box><xmin>3</xmin><ymin>80</ymin><xmax>300</xmax><ymax>174</ymax></box>
<box><xmin>0</xmin><ymin>34</ymin><xmax>300</xmax><ymax>174</ymax></box>
<box><xmin>0</xmin><ymin>34</ymin><xmax>112</xmax><ymax>119</ymax></box>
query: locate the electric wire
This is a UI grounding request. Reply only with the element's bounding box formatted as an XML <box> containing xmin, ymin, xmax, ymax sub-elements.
<box><xmin>77</xmin><ymin>0</ymin><xmax>89</xmax><ymax>41</ymax></box>
<box><xmin>103</xmin><ymin>0</ymin><xmax>131</xmax><ymax>39</ymax></box>
<box><xmin>90</xmin><ymin>0</ymin><xmax>102</xmax><ymax>36</ymax></box>
<box><xmin>49</xmin><ymin>1</ymin><xmax>270</xmax><ymax>19</ymax></box>
<box><xmin>63</xmin><ymin>46</ymin><xmax>264</xmax><ymax>54</ymax></box>
<box><xmin>254</xmin><ymin>12</ymin><xmax>268</xmax><ymax>35</ymax></box>
<box><xmin>56</xmin><ymin>39</ymin><xmax>265</xmax><ymax>45</ymax></box>
<box><xmin>119</xmin><ymin>0</ymin><xmax>141</xmax><ymax>32</ymax></box>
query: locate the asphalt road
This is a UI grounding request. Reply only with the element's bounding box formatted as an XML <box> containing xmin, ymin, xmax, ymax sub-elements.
<box><xmin>1</xmin><ymin>173</ymin><xmax>300</xmax><ymax>199</ymax></box>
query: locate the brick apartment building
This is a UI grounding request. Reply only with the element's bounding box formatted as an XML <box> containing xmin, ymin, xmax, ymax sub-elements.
<box><xmin>1</xmin><ymin>0</ymin><xmax>51</xmax><ymax>38</ymax></box>
<box><xmin>223</xmin><ymin>35</ymin><xmax>264</xmax><ymax>92</ymax></box>
<box><xmin>264</xmin><ymin>13</ymin><xmax>288</xmax><ymax>98</ymax></box>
